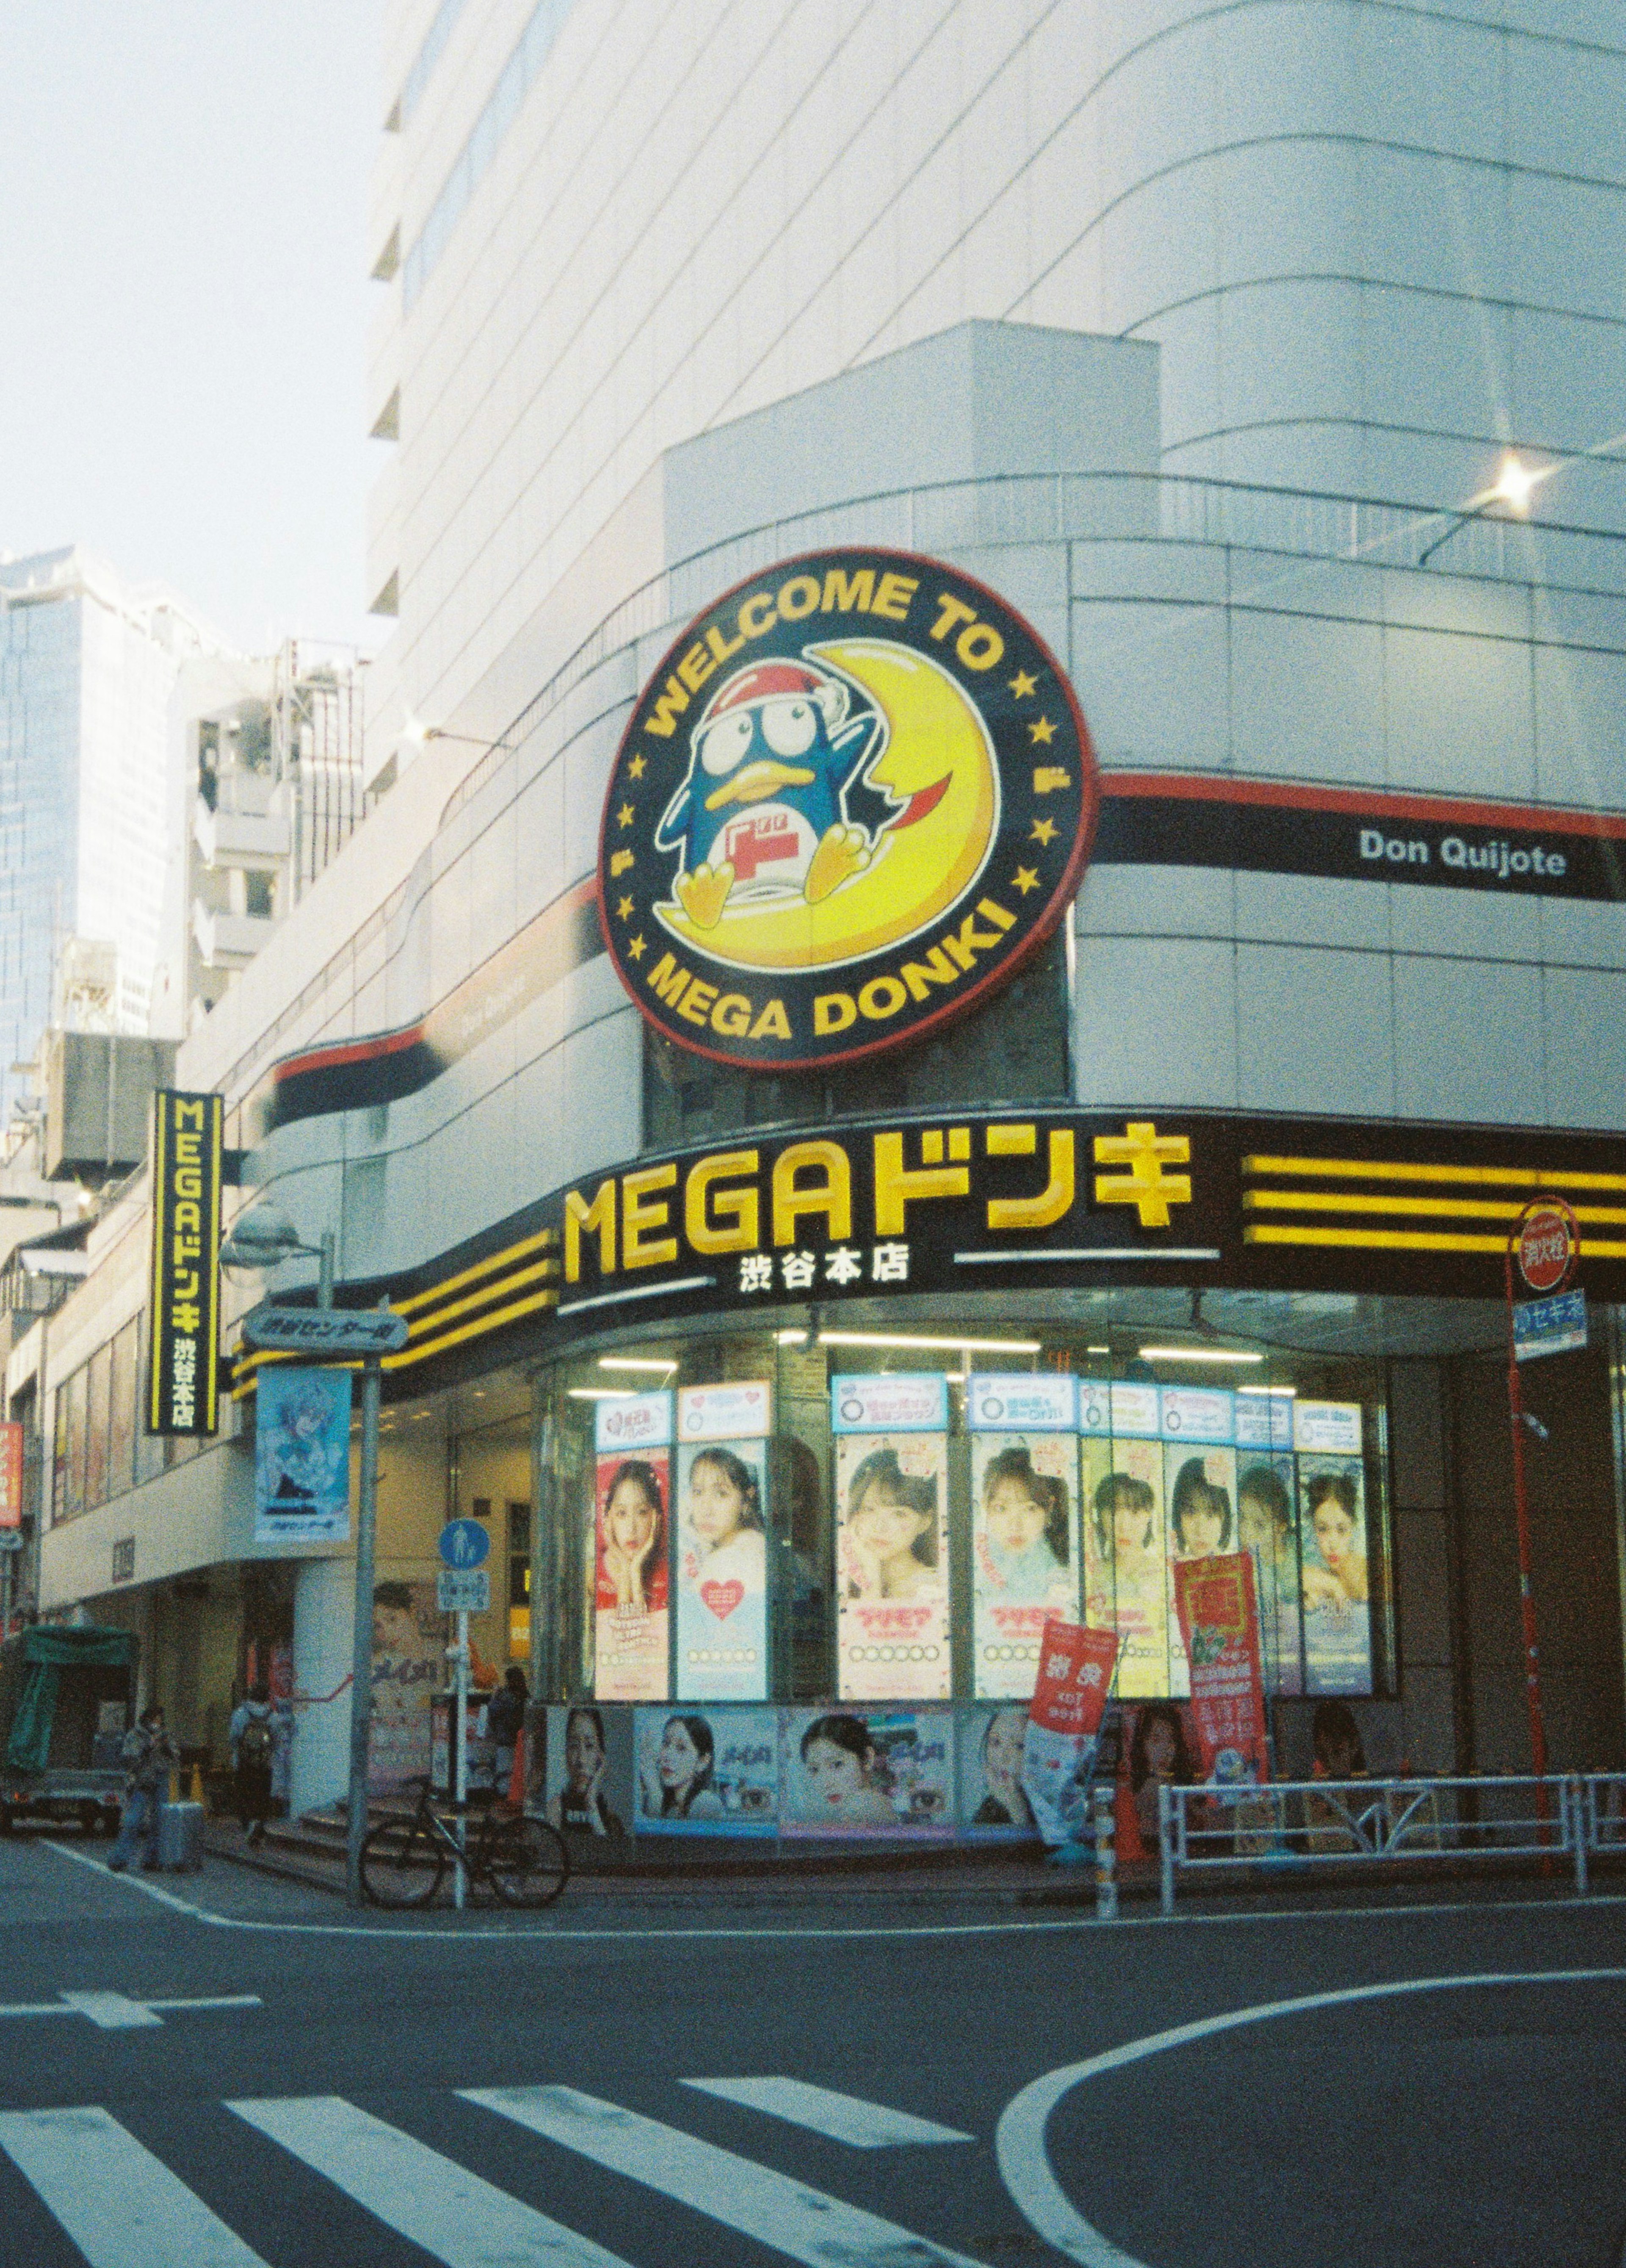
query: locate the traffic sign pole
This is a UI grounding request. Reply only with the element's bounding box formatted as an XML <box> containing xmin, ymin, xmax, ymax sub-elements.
<box><xmin>346</xmin><ymin>1349</ymin><xmax>383</xmax><ymax>1907</ymax></box>
<box><xmin>452</xmin><ymin>1608</ymin><xmax>469</xmax><ymax>1911</ymax></box>
<box><xmin>1504</xmin><ymin>1200</ymin><xmax>1577</xmax><ymax>1833</ymax></box>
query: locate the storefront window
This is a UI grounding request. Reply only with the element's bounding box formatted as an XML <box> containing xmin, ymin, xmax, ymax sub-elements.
<box><xmin>537</xmin><ymin>1288</ymin><xmax>1396</xmax><ymax>1714</ymax></box>
<box><xmin>108</xmin><ymin>1321</ymin><xmax>137</xmax><ymax>1501</ymax></box>
<box><xmin>84</xmin><ymin>1341</ymin><xmax>111</xmax><ymax>1511</ymax></box>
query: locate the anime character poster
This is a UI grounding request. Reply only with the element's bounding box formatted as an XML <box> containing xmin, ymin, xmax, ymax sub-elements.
<box><xmin>781</xmin><ymin>1706</ymin><xmax>954</xmax><ymax>1837</ymax></box>
<box><xmin>1163</xmin><ymin>1444</ymin><xmax>1239</xmax><ymax>1699</ymax></box>
<box><xmin>1236</xmin><ymin>1453</ymin><xmax>1302</xmax><ymax>1692</ymax></box>
<box><xmin>958</xmin><ymin>1705</ymin><xmax>1040</xmax><ymax>1840</ymax></box>
<box><xmin>542</xmin><ymin>1704</ymin><xmax>634</xmax><ymax>1842</ymax></box>
<box><xmin>835</xmin><ymin>1434</ymin><xmax>950</xmax><ymax>1702</ymax></box>
<box><xmin>633</xmin><ymin>1706</ymin><xmax>778</xmax><ymax>1836</ymax></box>
<box><xmin>254</xmin><ymin>1367</ymin><xmax>351</xmax><ymax>1542</ymax></box>
<box><xmin>970</xmin><ymin>1433</ymin><xmax>1079</xmax><ymax>1699</ymax></box>
<box><xmin>1081</xmin><ymin>1437</ymin><xmax>1169</xmax><ymax>1698</ymax></box>
<box><xmin>368</xmin><ymin>1580</ymin><xmax>444</xmax><ymax>1794</ymax></box>
<box><xmin>1299</xmin><ymin>1456</ymin><xmax>1373</xmax><ymax>1694</ymax></box>
<box><xmin>675</xmin><ymin>1439</ymin><xmax>769</xmax><ymax>1702</ymax></box>
<box><xmin>593</xmin><ymin>1448</ymin><xmax>671</xmax><ymax>1703</ymax></box>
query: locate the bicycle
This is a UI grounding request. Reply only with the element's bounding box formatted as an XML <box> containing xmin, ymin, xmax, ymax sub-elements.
<box><xmin>359</xmin><ymin>1778</ymin><xmax>570</xmax><ymax>1909</ymax></box>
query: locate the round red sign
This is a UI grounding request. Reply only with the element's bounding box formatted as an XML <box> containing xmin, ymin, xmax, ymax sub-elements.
<box><xmin>1514</xmin><ymin>1200</ymin><xmax>1579</xmax><ymax>1294</ymax></box>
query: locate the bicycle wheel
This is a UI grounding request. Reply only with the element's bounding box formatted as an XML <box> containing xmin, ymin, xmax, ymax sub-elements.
<box><xmin>359</xmin><ymin>1818</ymin><xmax>447</xmax><ymax>1908</ymax></box>
<box><xmin>484</xmin><ymin>1816</ymin><xmax>570</xmax><ymax>1907</ymax></box>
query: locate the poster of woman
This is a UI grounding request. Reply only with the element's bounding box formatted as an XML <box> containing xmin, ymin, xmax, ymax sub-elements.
<box><xmin>1237</xmin><ymin>1456</ymin><xmax>1303</xmax><ymax>1693</ymax></box>
<box><xmin>543</xmin><ymin>1704</ymin><xmax>633</xmax><ymax>1841</ymax></box>
<box><xmin>368</xmin><ymin>1580</ymin><xmax>444</xmax><ymax>1793</ymax></box>
<box><xmin>1164</xmin><ymin>1446</ymin><xmax>1239</xmax><ymax>1698</ymax></box>
<box><xmin>633</xmin><ymin>1707</ymin><xmax>778</xmax><ymax>1835</ymax></box>
<box><xmin>969</xmin><ymin>1435</ymin><xmax>1078</xmax><ymax>1699</ymax></box>
<box><xmin>1299</xmin><ymin>1457</ymin><xmax>1373</xmax><ymax>1693</ymax></box>
<box><xmin>675</xmin><ymin>1441</ymin><xmax>769</xmax><ymax>1701</ymax></box>
<box><xmin>835</xmin><ymin>1434</ymin><xmax>950</xmax><ymax>1702</ymax></box>
<box><xmin>1081</xmin><ymin>1437</ymin><xmax>1169</xmax><ymax>1698</ymax></box>
<box><xmin>958</xmin><ymin>1705</ymin><xmax>1039</xmax><ymax>1839</ymax></box>
<box><xmin>593</xmin><ymin>1451</ymin><xmax>671</xmax><ymax>1703</ymax></box>
<box><xmin>781</xmin><ymin>1707</ymin><xmax>954</xmax><ymax>1836</ymax></box>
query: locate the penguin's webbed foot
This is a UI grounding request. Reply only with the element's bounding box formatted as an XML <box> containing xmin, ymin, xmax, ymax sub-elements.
<box><xmin>805</xmin><ymin>824</ymin><xmax>869</xmax><ymax>905</ymax></box>
<box><xmin>675</xmin><ymin>861</ymin><xmax>734</xmax><ymax>929</ymax></box>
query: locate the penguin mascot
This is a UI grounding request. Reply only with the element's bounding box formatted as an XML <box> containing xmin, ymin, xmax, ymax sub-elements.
<box><xmin>654</xmin><ymin>659</ymin><xmax>881</xmax><ymax>930</ymax></box>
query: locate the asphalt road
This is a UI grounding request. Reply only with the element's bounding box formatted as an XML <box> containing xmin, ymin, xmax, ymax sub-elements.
<box><xmin>0</xmin><ymin>1837</ymin><xmax>1619</xmax><ymax>2266</ymax></box>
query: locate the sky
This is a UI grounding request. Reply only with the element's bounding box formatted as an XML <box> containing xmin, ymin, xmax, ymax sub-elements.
<box><xmin>0</xmin><ymin>1</ymin><xmax>384</xmax><ymax>654</ymax></box>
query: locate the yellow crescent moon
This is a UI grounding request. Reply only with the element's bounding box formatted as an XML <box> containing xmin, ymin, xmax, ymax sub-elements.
<box><xmin>655</xmin><ymin>638</ymin><xmax>999</xmax><ymax>971</ymax></box>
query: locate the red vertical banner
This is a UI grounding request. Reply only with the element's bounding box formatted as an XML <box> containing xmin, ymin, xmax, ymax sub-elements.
<box><xmin>1172</xmin><ymin>1552</ymin><xmax>1269</xmax><ymax>1786</ymax></box>
<box><xmin>1020</xmin><ymin>1617</ymin><xmax>1120</xmax><ymax>1845</ymax></box>
<box><xmin>0</xmin><ymin>1423</ymin><xmax>23</xmax><ymax>1528</ymax></box>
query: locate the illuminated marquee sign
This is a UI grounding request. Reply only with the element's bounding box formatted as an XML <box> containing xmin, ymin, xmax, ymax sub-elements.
<box><xmin>597</xmin><ymin>548</ymin><xmax>1098</xmax><ymax>1070</ymax></box>
<box><xmin>146</xmin><ymin>1090</ymin><xmax>224</xmax><ymax>1437</ymax></box>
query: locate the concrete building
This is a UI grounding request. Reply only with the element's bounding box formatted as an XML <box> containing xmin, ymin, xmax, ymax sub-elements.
<box><xmin>0</xmin><ymin>548</ymin><xmax>217</xmax><ymax>1128</ymax></box>
<box><xmin>30</xmin><ymin>3</ymin><xmax>1626</xmax><ymax>1839</ymax></box>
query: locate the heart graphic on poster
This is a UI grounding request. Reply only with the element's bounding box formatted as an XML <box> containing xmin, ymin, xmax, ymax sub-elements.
<box><xmin>699</xmin><ymin>1580</ymin><xmax>745</xmax><ymax>1622</ymax></box>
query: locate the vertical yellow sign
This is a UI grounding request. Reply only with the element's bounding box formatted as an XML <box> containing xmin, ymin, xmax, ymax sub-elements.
<box><xmin>146</xmin><ymin>1090</ymin><xmax>223</xmax><ymax>1437</ymax></box>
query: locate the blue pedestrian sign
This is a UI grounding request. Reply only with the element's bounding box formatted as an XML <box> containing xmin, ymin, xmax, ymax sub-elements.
<box><xmin>438</xmin><ymin>1518</ymin><xmax>491</xmax><ymax>1570</ymax></box>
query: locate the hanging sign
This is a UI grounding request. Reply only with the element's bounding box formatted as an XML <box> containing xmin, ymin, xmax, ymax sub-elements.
<box><xmin>0</xmin><ymin>1424</ymin><xmax>22</xmax><ymax>1529</ymax></box>
<box><xmin>254</xmin><ymin>1367</ymin><xmax>351</xmax><ymax>1543</ymax></box>
<box><xmin>146</xmin><ymin>1090</ymin><xmax>224</xmax><ymax>1437</ymax></box>
<box><xmin>594</xmin><ymin>1391</ymin><xmax>673</xmax><ymax>1451</ymax></box>
<box><xmin>967</xmin><ymin>1374</ymin><xmax>1077</xmax><ymax>1432</ymax></box>
<box><xmin>676</xmin><ymin>1381</ymin><xmax>772</xmax><ymax>1441</ymax></box>
<box><xmin>830</xmin><ymin>1373</ymin><xmax>948</xmax><ymax>1434</ymax></box>
<box><xmin>1172</xmin><ymin>1553</ymin><xmax>1269</xmax><ymax>1786</ymax></box>
<box><xmin>1513</xmin><ymin>1199</ymin><xmax>1579</xmax><ymax>1295</ymax></box>
<box><xmin>597</xmin><ymin>546</ymin><xmax>1098</xmax><ymax>1071</ymax></box>
<box><xmin>1020</xmin><ymin>1618</ymin><xmax>1120</xmax><ymax>1847</ymax></box>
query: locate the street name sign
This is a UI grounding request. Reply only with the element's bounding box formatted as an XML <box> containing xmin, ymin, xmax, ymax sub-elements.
<box><xmin>438</xmin><ymin>1518</ymin><xmax>491</xmax><ymax>1570</ymax></box>
<box><xmin>241</xmin><ymin>1304</ymin><xmax>409</xmax><ymax>1356</ymax></box>
<box><xmin>437</xmin><ymin>1567</ymin><xmax>491</xmax><ymax>1613</ymax></box>
<box><xmin>1513</xmin><ymin>1288</ymin><xmax>1587</xmax><ymax>1362</ymax></box>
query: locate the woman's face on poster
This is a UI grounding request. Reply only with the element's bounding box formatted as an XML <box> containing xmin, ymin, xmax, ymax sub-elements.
<box><xmin>657</xmin><ymin>1719</ymin><xmax>702</xmax><ymax>1794</ymax></box>
<box><xmin>1144</xmin><ymin>1716</ymin><xmax>1178</xmax><ymax>1777</ymax></box>
<box><xmin>373</xmin><ymin>1604</ymin><xmax>415</xmax><ymax>1655</ymax></box>
<box><xmin>607</xmin><ymin>1481</ymin><xmax>657</xmax><ymax>1554</ymax></box>
<box><xmin>565</xmin><ymin>1715</ymin><xmax>603</xmax><ymax>1792</ymax></box>
<box><xmin>851</xmin><ymin>1484</ymin><xmax>931</xmax><ymax>1559</ymax></box>
<box><xmin>1238</xmin><ymin>1494</ymin><xmax>1278</xmax><ymax>1557</ymax></box>
<box><xmin>687</xmin><ymin>1458</ymin><xmax>746</xmax><ymax>1547</ymax></box>
<box><xmin>803</xmin><ymin>1735</ymin><xmax>868</xmax><ymax>1806</ymax></box>
<box><xmin>1112</xmin><ymin>1493</ymin><xmax>1151</xmax><ymax>1559</ymax></box>
<box><xmin>1314</xmin><ymin>1499</ymin><xmax>1356</xmax><ymax>1568</ymax></box>
<box><xmin>1180</xmin><ymin>1488</ymin><xmax>1226</xmax><ymax>1558</ymax></box>
<box><xmin>984</xmin><ymin>1711</ymin><xmax>1026</xmax><ymax>1792</ymax></box>
<box><xmin>985</xmin><ymin>1476</ymin><xmax>1048</xmax><ymax>1556</ymax></box>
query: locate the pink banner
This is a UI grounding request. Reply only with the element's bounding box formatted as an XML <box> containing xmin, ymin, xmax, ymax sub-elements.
<box><xmin>1172</xmin><ymin>1552</ymin><xmax>1269</xmax><ymax>1786</ymax></box>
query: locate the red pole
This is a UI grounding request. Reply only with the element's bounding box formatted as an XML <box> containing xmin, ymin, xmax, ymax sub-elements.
<box><xmin>1504</xmin><ymin>1240</ymin><xmax>1551</xmax><ymax>1830</ymax></box>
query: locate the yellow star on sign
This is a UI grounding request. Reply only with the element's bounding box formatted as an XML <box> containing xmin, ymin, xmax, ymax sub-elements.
<box><xmin>616</xmin><ymin>895</ymin><xmax>634</xmax><ymax>920</ymax></box>
<box><xmin>1028</xmin><ymin>716</ymin><xmax>1056</xmax><ymax>745</ymax></box>
<box><xmin>1030</xmin><ymin>817</ymin><xmax>1058</xmax><ymax>846</ymax></box>
<box><xmin>1009</xmin><ymin>670</ymin><xmax>1038</xmax><ymax>699</ymax></box>
<box><xmin>627</xmin><ymin>934</ymin><xmax>646</xmax><ymax>960</ymax></box>
<box><xmin>628</xmin><ymin>753</ymin><xmax>646</xmax><ymax>779</ymax></box>
<box><xmin>617</xmin><ymin>803</ymin><xmax>635</xmax><ymax>828</ymax></box>
<box><xmin>1093</xmin><ymin>1122</ymin><xmax>1192</xmax><ymax>1228</ymax></box>
<box><xmin>1011</xmin><ymin>866</ymin><xmax>1040</xmax><ymax>895</ymax></box>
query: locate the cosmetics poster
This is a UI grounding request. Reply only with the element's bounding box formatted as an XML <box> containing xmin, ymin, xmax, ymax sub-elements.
<box><xmin>1299</xmin><ymin>1456</ymin><xmax>1372</xmax><ymax>1695</ymax></box>
<box><xmin>969</xmin><ymin>1433</ymin><xmax>1079</xmax><ymax>1699</ymax></box>
<box><xmin>835</xmin><ymin>1433</ymin><xmax>950</xmax><ymax>1701</ymax></box>
<box><xmin>782</xmin><ymin>1706</ymin><xmax>953</xmax><ymax>1836</ymax></box>
<box><xmin>592</xmin><ymin>1448</ymin><xmax>671</xmax><ymax>1702</ymax></box>
<box><xmin>1081</xmin><ymin>1435</ymin><xmax>1169</xmax><ymax>1698</ymax></box>
<box><xmin>675</xmin><ymin>1439</ymin><xmax>769</xmax><ymax>1700</ymax></box>
<box><xmin>634</xmin><ymin>1706</ymin><xmax>778</xmax><ymax>1836</ymax></box>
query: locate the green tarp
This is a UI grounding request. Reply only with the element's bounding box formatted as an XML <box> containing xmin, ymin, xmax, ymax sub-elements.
<box><xmin>5</xmin><ymin>1626</ymin><xmax>135</xmax><ymax>1774</ymax></box>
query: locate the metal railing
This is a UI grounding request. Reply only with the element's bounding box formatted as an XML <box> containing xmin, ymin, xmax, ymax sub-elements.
<box><xmin>1157</xmin><ymin>1774</ymin><xmax>1586</xmax><ymax>1914</ymax></box>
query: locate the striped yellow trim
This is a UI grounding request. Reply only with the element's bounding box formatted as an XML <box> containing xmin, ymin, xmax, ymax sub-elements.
<box><xmin>1245</xmin><ymin>1190</ymin><xmax>1626</xmax><ymax>1226</ymax></box>
<box><xmin>1242</xmin><ymin>1152</ymin><xmax>1626</xmax><ymax>1195</ymax></box>
<box><xmin>402</xmin><ymin>1254</ymin><xmax>559</xmax><ymax>1338</ymax></box>
<box><xmin>382</xmin><ymin>1284</ymin><xmax>560</xmax><ymax>1370</ymax></box>
<box><xmin>390</xmin><ymin>1225</ymin><xmax>558</xmax><ymax>1318</ymax></box>
<box><xmin>1245</xmin><ymin>1223</ymin><xmax>1626</xmax><ymax>1258</ymax></box>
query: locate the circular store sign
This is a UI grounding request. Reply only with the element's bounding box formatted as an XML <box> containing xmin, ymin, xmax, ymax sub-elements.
<box><xmin>597</xmin><ymin>547</ymin><xmax>1098</xmax><ymax>1070</ymax></box>
<box><xmin>1514</xmin><ymin>1199</ymin><xmax>1579</xmax><ymax>1294</ymax></box>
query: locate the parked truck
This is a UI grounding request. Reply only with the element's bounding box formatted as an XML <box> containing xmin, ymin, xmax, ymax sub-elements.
<box><xmin>0</xmin><ymin>1626</ymin><xmax>138</xmax><ymax>1835</ymax></box>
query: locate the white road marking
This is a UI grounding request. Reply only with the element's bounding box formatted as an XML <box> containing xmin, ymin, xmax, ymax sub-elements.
<box><xmin>60</xmin><ymin>1990</ymin><xmax>164</xmax><ymax>2028</ymax></box>
<box><xmin>465</xmin><ymin>2083</ymin><xmax>986</xmax><ymax>2267</ymax></box>
<box><xmin>45</xmin><ymin>1836</ymin><xmax>1626</xmax><ymax>1946</ymax></box>
<box><xmin>682</xmin><ymin>2075</ymin><xmax>973</xmax><ymax>2147</ymax></box>
<box><xmin>0</xmin><ymin>2104</ymin><xmax>270</xmax><ymax>2268</ymax></box>
<box><xmin>230</xmin><ymin>2092</ymin><xmax>633</xmax><ymax>2267</ymax></box>
<box><xmin>995</xmin><ymin>1965</ymin><xmax>1626</xmax><ymax>2268</ymax></box>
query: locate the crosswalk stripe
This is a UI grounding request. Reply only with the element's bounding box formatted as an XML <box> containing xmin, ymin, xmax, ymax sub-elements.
<box><xmin>0</xmin><ymin>2105</ymin><xmax>270</xmax><ymax>2268</ymax></box>
<box><xmin>681</xmin><ymin>2076</ymin><xmax>973</xmax><ymax>2148</ymax></box>
<box><xmin>59</xmin><ymin>1990</ymin><xmax>166</xmax><ymax>2030</ymax></box>
<box><xmin>463</xmin><ymin>2085</ymin><xmax>987</xmax><ymax>2268</ymax></box>
<box><xmin>227</xmin><ymin>2094</ymin><xmax>633</xmax><ymax>2268</ymax></box>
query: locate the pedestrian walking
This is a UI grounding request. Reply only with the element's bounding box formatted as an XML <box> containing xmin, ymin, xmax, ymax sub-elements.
<box><xmin>486</xmin><ymin>1666</ymin><xmax>528</xmax><ymax>1801</ymax></box>
<box><xmin>229</xmin><ymin>1682</ymin><xmax>278</xmax><ymax>1845</ymax></box>
<box><xmin>108</xmin><ymin>1704</ymin><xmax>178</xmax><ymax>1872</ymax></box>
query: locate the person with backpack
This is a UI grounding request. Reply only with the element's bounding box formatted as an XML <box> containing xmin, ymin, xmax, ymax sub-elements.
<box><xmin>108</xmin><ymin>1704</ymin><xmax>178</xmax><ymax>1872</ymax></box>
<box><xmin>229</xmin><ymin>1681</ymin><xmax>279</xmax><ymax>1845</ymax></box>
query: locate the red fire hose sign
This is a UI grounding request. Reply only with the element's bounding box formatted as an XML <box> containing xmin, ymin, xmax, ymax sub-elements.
<box><xmin>1514</xmin><ymin>1200</ymin><xmax>1579</xmax><ymax>1294</ymax></box>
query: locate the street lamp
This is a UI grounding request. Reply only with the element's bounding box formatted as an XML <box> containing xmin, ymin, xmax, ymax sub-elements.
<box><xmin>224</xmin><ymin>1201</ymin><xmax>380</xmax><ymax>1906</ymax></box>
<box><xmin>1419</xmin><ymin>453</ymin><xmax>1544</xmax><ymax>566</ymax></box>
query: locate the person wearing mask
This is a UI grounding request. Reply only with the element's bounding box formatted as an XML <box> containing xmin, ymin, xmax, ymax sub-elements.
<box><xmin>108</xmin><ymin>1705</ymin><xmax>178</xmax><ymax>1873</ymax></box>
<box><xmin>229</xmin><ymin>1682</ymin><xmax>279</xmax><ymax>1846</ymax></box>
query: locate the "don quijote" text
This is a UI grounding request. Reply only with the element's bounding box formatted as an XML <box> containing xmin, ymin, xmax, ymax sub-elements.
<box><xmin>1358</xmin><ymin>827</ymin><xmax>1568</xmax><ymax>882</ymax></box>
